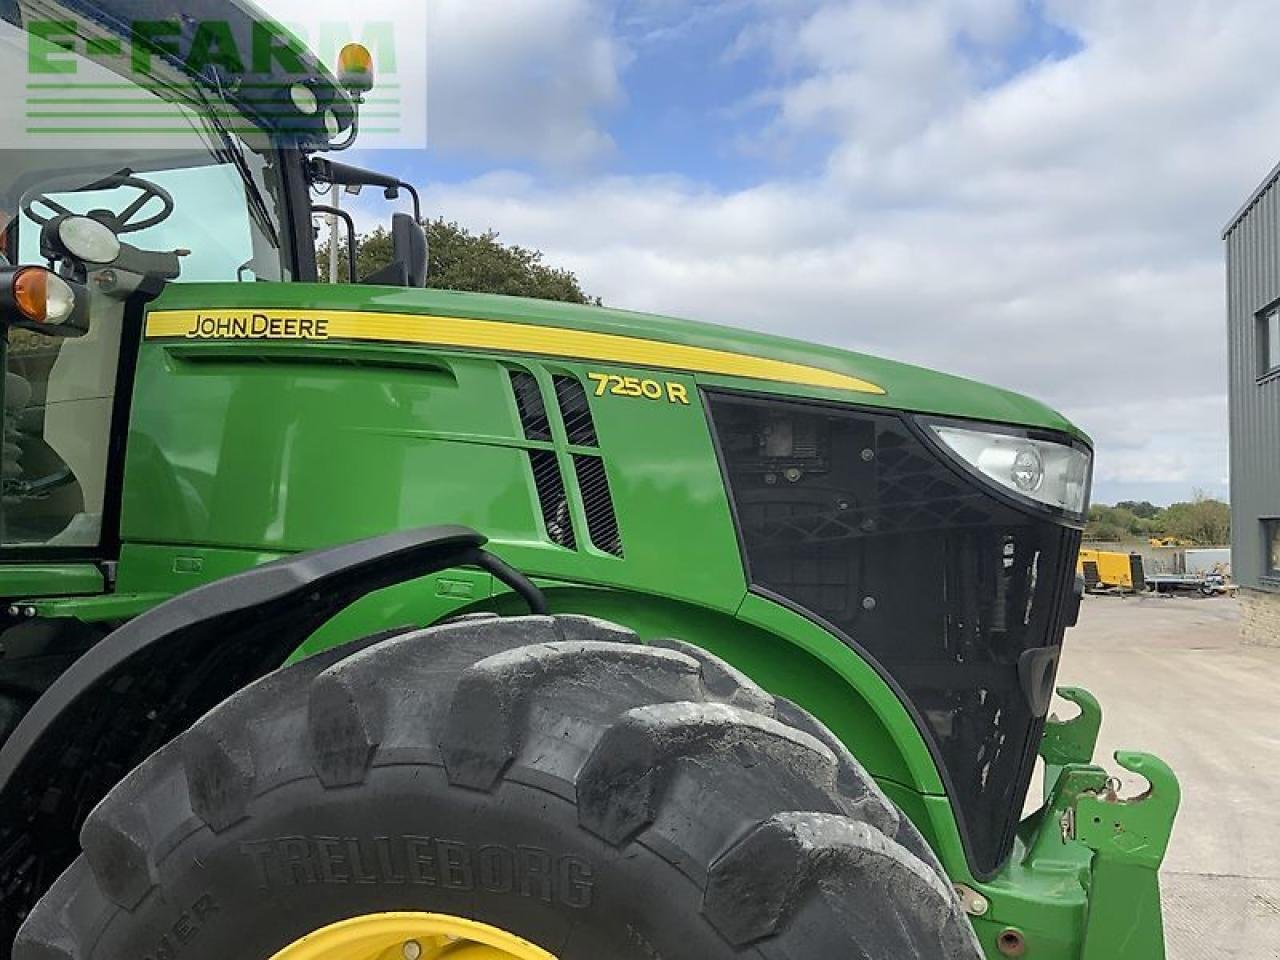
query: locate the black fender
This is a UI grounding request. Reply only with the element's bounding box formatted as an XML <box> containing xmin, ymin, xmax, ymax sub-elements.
<box><xmin>0</xmin><ymin>524</ymin><xmax>544</xmax><ymax>939</ymax></box>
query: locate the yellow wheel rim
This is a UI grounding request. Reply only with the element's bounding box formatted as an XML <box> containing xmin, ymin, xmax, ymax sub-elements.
<box><xmin>268</xmin><ymin>912</ymin><xmax>559</xmax><ymax>960</ymax></box>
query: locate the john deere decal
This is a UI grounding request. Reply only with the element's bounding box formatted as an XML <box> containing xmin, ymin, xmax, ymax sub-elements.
<box><xmin>185</xmin><ymin>312</ymin><xmax>331</xmax><ymax>340</ymax></box>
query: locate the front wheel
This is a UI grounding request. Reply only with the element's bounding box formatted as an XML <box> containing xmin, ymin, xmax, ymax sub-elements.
<box><xmin>16</xmin><ymin>614</ymin><xmax>981</xmax><ymax>959</ymax></box>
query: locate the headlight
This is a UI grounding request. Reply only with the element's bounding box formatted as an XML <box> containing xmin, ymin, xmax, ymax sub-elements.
<box><xmin>290</xmin><ymin>82</ymin><xmax>319</xmax><ymax>116</ymax></box>
<box><xmin>58</xmin><ymin>216</ymin><xmax>120</xmax><ymax>264</ymax></box>
<box><xmin>324</xmin><ymin>109</ymin><xmax>342</xmax><ymax>140</ymax></box>
<box><xmin>926</xmin><ymin>420</ymin><xmax>1091</xmax><ymax>516</ymax></box>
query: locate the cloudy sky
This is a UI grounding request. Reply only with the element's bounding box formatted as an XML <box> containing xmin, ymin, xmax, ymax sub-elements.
<box><xmin>275</xmin><ymin>0</ymin><xmax>1274</xmax><ymax>506</ymax></box>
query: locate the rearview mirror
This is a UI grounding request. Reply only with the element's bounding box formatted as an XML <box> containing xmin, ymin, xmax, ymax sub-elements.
<box><xmin>394</xmin><ymin>213</ymin><xmax>428</xmax><ymax>288</ymax></box>
<box><xmin>362</xmin><ymin>214</ymin><xmax>428</xmax><ymax>288</ymax></box>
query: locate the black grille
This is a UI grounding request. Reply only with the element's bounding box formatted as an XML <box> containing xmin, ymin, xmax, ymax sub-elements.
<box><xmin>573</xmin><ymin>455</ymin><xmax>623</xmax><ymax>556</ymax></box>
<box><xmin>554</xmin><ymin>376</ymin><xmax>599</xmax><ymax>446</ymax></box>
<box><xmin>708</xmin><ymin>391</ymin><xmax>1080</xmax><ymax>878</ymax></box>
<box><xmin>528</xmin><ymin>450</ymin><xmax>575</xmax><ymax>548</ymax></box>
<box><xmin>510</xmin><ymin>371</ymin><xmax>551</xmax><ymax>441</ymax></box>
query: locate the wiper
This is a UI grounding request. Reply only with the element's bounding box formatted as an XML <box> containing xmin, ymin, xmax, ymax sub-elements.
<box><xmin>187</xmin><ymin>80</ymin><xmax>280</xmax><ymax>249</ymax></box>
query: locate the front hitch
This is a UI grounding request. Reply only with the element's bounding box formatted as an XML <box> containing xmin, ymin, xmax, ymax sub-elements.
<box><xmin>1075</xmin><ymin>752</ymin><xmax>1180</xmax><ymax>960</ymax></box>
<box><xmin>1035</xmin><ymin>689</ymin><xmax>1181</xmax><ymax>960</ymax></box>
<box><xmin>1040</xmin><ymin>686</ymin><xmax>1102</xmax><ymax>803</ymax></box>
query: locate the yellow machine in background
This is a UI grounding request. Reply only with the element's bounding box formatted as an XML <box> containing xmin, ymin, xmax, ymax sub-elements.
<box><xmin>1078</xmin><ymin>548</ymin><xmax>1147</xmax><ymax>592</ymax></box>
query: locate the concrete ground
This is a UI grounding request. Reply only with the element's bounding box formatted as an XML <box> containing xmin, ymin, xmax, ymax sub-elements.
<box><xmin>1055</xmin><ymin>593</ymin><xmax>1278</xmax><ymax>959</ymax></box>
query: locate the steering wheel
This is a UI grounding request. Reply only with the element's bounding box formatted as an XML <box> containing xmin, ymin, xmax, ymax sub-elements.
<box><xmin>21</xmin><ymin>173</ymin><xmax>175</xmax><ymax>234</ymax></box>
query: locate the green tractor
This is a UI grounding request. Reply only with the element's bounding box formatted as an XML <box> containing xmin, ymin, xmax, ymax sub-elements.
<box><xmin>0</xmin><ymin>3</ymin><xmax>1178</xmax><ymax>959</ymax></box>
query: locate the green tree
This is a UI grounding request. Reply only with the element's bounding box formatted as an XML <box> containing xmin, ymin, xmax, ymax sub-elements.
<box><xmin>1084</xmin><ymin>517</ymin><xmax>1128</xmax><ymax>542</ymax></box>
<box><xmin>317</xmin><ymin>219</ymin><xmax>599</xmax><ymax>305</ymax></box>
<box><xmin>1161</xmin><ymin>492</ymin><xmax>1231</xmax><ymax>545</ymax></box>
<box><xmin>1085</xmin><ymin>503</ymin><xmax>1154</xmax><ymax>541</ymax></box>
<box><xmin>1115</xmin><ymin>499</ymin><xmax>1161</xmax><ymax>520</ymax></box>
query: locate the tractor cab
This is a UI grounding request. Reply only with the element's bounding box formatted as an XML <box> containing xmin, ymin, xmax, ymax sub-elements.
<box><xmin>0</xmin><ymin>0</ymin><xmax>418</xmax><ymax>555</ymax></box>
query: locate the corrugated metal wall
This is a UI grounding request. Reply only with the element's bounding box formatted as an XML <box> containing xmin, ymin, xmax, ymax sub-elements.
<box><xmin>1225</xmin><ymin>174</ymin><xmax>1280</xmax><ymax>591</ymax></box>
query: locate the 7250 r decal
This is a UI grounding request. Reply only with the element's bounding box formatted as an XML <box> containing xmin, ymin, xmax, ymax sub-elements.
<box><xmin>587</xmin><ymin>372</ymin><xmax>690</xmax><ymax>405</ymax></box>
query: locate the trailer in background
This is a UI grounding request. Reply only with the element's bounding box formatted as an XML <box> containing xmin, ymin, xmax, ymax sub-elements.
<box><xmin>1145</xmin><ymin>571</ymin><xmax>1234</xmax><ymax>596</ymax></box>
<box><xmin>1184</xmin><ymin>547</ymin><xmax>1232</xmax><ymax>576</ymax></box>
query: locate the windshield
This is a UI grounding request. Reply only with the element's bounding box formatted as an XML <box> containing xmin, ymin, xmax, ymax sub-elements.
<box><xmin>6</xmin><ymin>145</ymin><xmax>290</xmax><ymax>283</ymax></box>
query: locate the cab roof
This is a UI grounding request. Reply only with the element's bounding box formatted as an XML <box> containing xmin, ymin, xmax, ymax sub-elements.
<box><xmin>17</xmin><ymin>0</ymin><xmax>354</xmax><ymax>147</ymax></box>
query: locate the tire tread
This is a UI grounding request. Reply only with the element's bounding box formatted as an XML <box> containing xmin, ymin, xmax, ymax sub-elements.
<box><xmin>16</xmin><ymin>615</ymin><xmax>980</xmax><ymax>960</ymax></box>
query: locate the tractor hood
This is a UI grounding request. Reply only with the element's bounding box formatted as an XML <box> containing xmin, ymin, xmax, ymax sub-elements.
<box><xmin>146</xmin><ymin>283</ymin><xmax>1090</xmax><ymax>444</ymax></box>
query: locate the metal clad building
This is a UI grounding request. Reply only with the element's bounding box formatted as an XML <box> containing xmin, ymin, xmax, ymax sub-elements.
<box><xmin>1225</xmin><ymin>164</ymin><xmax>1280</xmax><ymax>644</ymax></box>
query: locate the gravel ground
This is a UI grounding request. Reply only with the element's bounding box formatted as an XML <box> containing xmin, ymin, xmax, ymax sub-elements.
<box><xmin>1053</xmin><ymin>593</ymin><xmax>1278</xmax><ymax>959</ymax></box>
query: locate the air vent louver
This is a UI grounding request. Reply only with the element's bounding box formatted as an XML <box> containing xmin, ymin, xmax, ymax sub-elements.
<box><xmin>509</xmin><ymin>370</ymin><xmax>551</xmax><ymax>441</ymax></box>
<box><xmin>573</xmin><ymin>455</ymin><xmax>623</xmax><ymax>556</ymax></box>
<box><xmin>528</xmin><ymin>449</ymin><xmax>576</xmax><ymax>548</ymax></box>
<box><xmin>553</xmin><ymin>375</ymin><xmax>599</xmax><ymax>446</ymax></box>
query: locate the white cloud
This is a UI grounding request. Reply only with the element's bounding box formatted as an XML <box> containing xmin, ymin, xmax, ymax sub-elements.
<box><xmin>261</xmin><ymin>0</ymin><xmax>627</xmax><ymax>166</ymax></box>
<box><xmin>372</xmin><ymin>0</ymin><xmax>1270</xmax><ymax>504</ymax></box>
<box><xmin>425</xmin><ymin>0</ymin><xmax>628</xmax><ymax>169</ymax></box>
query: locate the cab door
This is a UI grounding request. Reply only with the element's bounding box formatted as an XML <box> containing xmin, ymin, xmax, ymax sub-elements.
<box><xmin>0</xmin><ymin>300</ymin><xmax>137</xmax><ymax>743</ymax></box>
<box><xmin>0</xmin><ymin>293</ymin><xmax>136</xmax><ymax>592</ymax></box>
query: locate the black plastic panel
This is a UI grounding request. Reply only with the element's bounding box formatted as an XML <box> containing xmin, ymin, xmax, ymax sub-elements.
<box><xmin>707</xmin><ymin>391</ymin><xmax>1080</xmax><ymax>877</ymax></box>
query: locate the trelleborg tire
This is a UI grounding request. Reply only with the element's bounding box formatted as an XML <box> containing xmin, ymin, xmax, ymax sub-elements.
<box><xmin>14</xmin><ymin>614</ymin><xmax>982</xmax><ymax>959</ymax></box>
